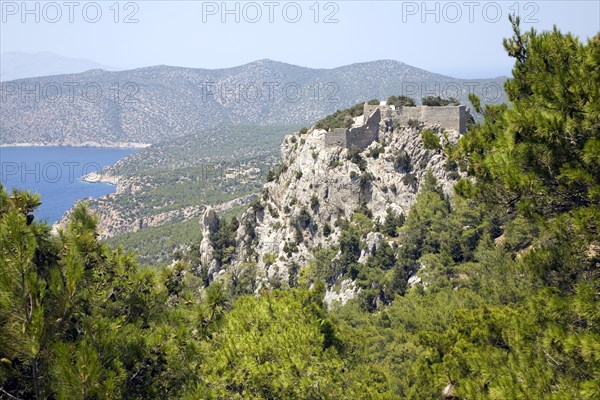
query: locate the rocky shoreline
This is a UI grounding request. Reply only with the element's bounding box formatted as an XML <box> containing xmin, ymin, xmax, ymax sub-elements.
<box><xmin>80</xmin><ymin>172</ymin><xmax>121</xmax><ymax>185</ymax></box>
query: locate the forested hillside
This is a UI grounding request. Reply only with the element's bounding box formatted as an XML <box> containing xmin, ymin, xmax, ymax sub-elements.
<box><xmin>54</xmin><ymin>125</ymin><xmax>299</xmax><ymax>264</ymax></box>
<box><xmin>1</xmin><ymin>19</ymin><xmax>598</xmax><ymax>399</ymax></box>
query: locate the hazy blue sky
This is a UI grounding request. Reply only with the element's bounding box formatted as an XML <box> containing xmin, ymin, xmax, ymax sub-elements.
<box><xmin>1</xmin><ymin>1</ymin><xmax>598</xmax><ymax>77</ymax></box>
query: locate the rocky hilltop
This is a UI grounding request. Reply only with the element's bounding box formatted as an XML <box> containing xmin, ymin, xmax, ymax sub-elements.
<box><xmin>195</xmin><ymin>104</ymin><xmax>466</xmax><ymax>301</ymax></box>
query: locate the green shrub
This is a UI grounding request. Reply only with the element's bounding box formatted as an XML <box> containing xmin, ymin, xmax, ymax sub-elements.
<box><xmin>445</xmin><ymin>159</ymin><xmax>458</xmax><ymax>171</ymax></box>
<box><xmin>263</xmin><ymin>253</ymin><xmax>277</xmax><ymax>266</ymax></box>
<box><xmin>394</xmin><ymin>150</ymin><xmax>411</xmax><ymax>173</ymax></box>
<box><xmin>334</xmin><ymin>216</ymin><xmax>349</xmax><ymax>230</ymax></box>
<box><xmin>323</xmin><ymin>222</ymin><xmax>332</xmax><ymax>237</ymax></box>
<box><xmin>407</xmin><ymin>119</ymin><xmax>421</xmax><ymax>129</ymax></box>
<box><xmin>347</xmin><ymin>147</ymin><xmax>367</xmax><ymax>171</ymax></box>
<box><xmin>250</xmin><ymin>198</ymin><xmax>264</xmax><ymax>213</ymax></box>
<box><xmin>402</xmin><ymin>173</ymin><xmax>417</xmax><ymax>189</ymax></box>
<box><xmin>268</xmin><ymin>162</ymin><xmax>288</xmax><ymax>182</ymax></box>
<box><xmin>294</xmin><ymin>227</ymin><xmax>303</xmax><ymax>244</ymax></box>
<box><xmin>210</xmin><ymin>216</ymin><xmax>239</xmax><ymax>267</ymax></box>
<box><xmin>315</xmin><ymin>102</ymin><xmax>363</xmax><ymax>131</ymax></box>
<box><xmin>351</xmin><ymin>211</ymin><xmax>374</xmax><ymax>233</ymax></box>
<box><xmin>354</xmin><ymin>202</ymin><xmax>373</xmax><ymax>218</ymax></box>
<box><xmin>382</xmin><ymin>208</ymin><xmax>405</xmax><ymax>237</ymax></box>
<box><xmin>421</xmin><ymin>95</ymin><xmax>460</xmax><ymax>106</ymax></box>
<box><xmin>387</xmin><ymin>95</ymin><xmax>416</xmax><ymax>107</ymax></box>
<box><xmin>421</xmin><ymin>129</ymin><xmax>441</xmax><ymax>150</ymax></box>
<box><xmin>369</xmin><ymin>146</ymin><xmax>384</xmax><ymax>159</ymax></box>
<box><xmin>359</xmin><ymin>172</ymin><xmax>374</xmax><ymax>193</ymax></box>
<box><xmin>268</xmin><ymin>204</ymin><xmax>280</xmax><ymax>218</ymax></box>
<box><xmin>295</xmin><ymin>207</ymin><xmax>312</xmax><ymax>229</ymax></box>
<box><xmin>329</xmin><ymin>159</ymin><xmax>342</xmax><ymax>169</ymax></box>
<box><xmin>283</xmin><ymin>241</ymin><xmax>298</xmax><ymax>256</ymax></box>
<box><xmin>448</xmin><ymin>171</ymin><xmax>460</xmax><ymax>180</ymax></box>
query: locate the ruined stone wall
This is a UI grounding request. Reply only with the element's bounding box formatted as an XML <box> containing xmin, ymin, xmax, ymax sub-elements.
<box><xmin>458</xmin><ymin>106</ymin><xmax>468</xmax><ymax>133</ymax></box>
<box><xmin>346</xmin><ymin>108</ymin><xmax>380</xmax><ymax>149</ymax></box>
<box><xmin>324</xmin><ymin>103</ymin><xmax>467</xmax><ymax>149</ymax></box>
<box><xmin>420</xmin><ymin>105</ymin><xmax>467</xmax><ymax>133</ymax></box>
<box><xmin>391</xmin><ymin>105</ymin><xmax>467</xmax><ymax>133</ymax></box>
<box><xmin>324</xmin><ymin>128</ymin><xmax>348</xmax><ymax>148</ymax></box>
<box><xmin>363</xmin><ymin>104</ymin><xmax>380</xmax><ymax>119</ymax></box>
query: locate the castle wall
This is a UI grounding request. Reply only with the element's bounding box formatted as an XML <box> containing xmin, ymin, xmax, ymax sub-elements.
<box><xmin>324</xmin><ymin>104</ymin><xmax>466</xmax><ymax>149</ymax></box>
<box><xmin>420</xmin><ymin>105</ymin><xmax>466</xmax><ymax>133</ymax></box>
<box><xmin>392</xmin><ymin>105</ymin><xmax>467</xmax><ymax>133</ymax></box>
<box><xmin>458</xmin><ymin>106</ymin><xmax>467</xmax><ymax>133</ymax></box>
<box><xmin>346</xmin><ymin>108</ymin><xmax>380</xmax><ymax>149</ymax></box>
<box><xmin>364</xmin><ymin>103</ymin><xmax>393</xmax><ymax>119</ymax></box>
<box><xmin>324</xmin><ymin>128</ymin><xmax>347</xmax><ymax>148</ymax></box>
<box><xmin>363</xmin><ymin>104</ymin><xmax>380</xmax><ymax>119</ymax></box>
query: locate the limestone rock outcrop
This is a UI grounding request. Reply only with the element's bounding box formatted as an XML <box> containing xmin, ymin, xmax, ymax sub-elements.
<box><xmin>196</xmin><ymin>207</ymin><xmax>220</xmax><ymax>278</ymax></box>
<box><xmin>198</xmin><ymin>107</ymin><xmax>466</xmax><ymax>298</ymax></box>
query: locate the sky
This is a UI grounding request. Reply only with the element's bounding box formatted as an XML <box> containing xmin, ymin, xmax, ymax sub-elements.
<box><xmin>1</xmin><ymin>0</ymin><xmax>599</xmax><ymax>78</ymax></box>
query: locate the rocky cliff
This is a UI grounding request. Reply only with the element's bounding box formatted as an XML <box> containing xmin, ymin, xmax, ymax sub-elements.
<box><xmin>197</xmin><ymin>108</ymin><xmax>465</xmax><ymax>300</ymax></box>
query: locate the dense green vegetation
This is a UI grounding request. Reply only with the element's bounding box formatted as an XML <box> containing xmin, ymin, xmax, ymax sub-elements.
<box><xmin>422</xmin><ymin>96</ymin><xmax>461</xmax><ymax>106</ymax></box>
<box><xmin>314</xmin><ymin>101</ymin><xmax>368</xmax><ymax>131</ymax></box>
<box><xmin>104</xmin><ymin>219</ymin><xmax>202</xmax><ymax>265</ymax></box>
<box><xmin>101</xmin><ymin>125</ymin><xmax>298</xmax><ymax>216</ymax></box>
<box><xmin>112</xmin><ymin>125</ymin><xmax>298</xmax><ymax>178</ymax></box>
<box><xmin>1</xmin><ymin>20</ymin><xmax>598</xmax><ymax>399</ymax></box>
<box><xmin>97</xmin><ymin>125</ymin><xmax>298</xmax><ymax>263</ymax></box>
<box><xmin>420</xmin><ymin>128</ymin><xmax>442</xmax><ymax>150</ymax></box>
<box><xmin>104</xmin><ymin>205</ymin><xmax>247</xmax><ymax>266</ymax></box>
<box><xmin>387</xmin><ymin>95</ymin><xmax>416</xmax><ymax>107</ymax></box>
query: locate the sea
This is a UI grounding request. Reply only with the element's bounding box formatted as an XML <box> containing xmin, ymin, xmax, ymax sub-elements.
<box><xmin>0</xmin><ymin>146</ymin><xmax>138</xmax><ymax>224</ymax></box>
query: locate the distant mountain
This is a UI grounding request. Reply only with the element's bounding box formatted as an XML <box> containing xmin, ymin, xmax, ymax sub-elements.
<box><xmin>0</xmin><ymin>59</ymin><xmax>507</xmax><ymax>145</ymax></box>
<box><xmin>0</xmin><ymin>51</ymin><xmax>118</xmax><ymax>81</ymax></box>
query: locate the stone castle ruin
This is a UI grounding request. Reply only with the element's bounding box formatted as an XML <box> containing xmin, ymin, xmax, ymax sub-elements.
<box><xmin>324</xmin><ymin>102</ymin><xmax>469</xmax><ymax>149</ymax></box>
<box><xmin>323</xmin><ymin>108</ymin><xmax>382</xmax><ymax>149</ymax></box>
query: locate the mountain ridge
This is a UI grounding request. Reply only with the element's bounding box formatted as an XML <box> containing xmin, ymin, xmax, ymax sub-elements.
<box><xmin>0</xmin><ymin>59</ymin><xmax>507</xmax><ymax>145</ymax></box>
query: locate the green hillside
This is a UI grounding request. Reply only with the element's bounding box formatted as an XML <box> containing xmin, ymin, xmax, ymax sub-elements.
<box><xmin>1</xmin><ymin>19</ymin><xmax>598</xmax><ymax>399</ymax></box>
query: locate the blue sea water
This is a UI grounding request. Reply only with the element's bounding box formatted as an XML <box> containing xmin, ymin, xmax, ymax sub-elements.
<box><xmin>0</xmin><ymin>147</ymin><xmax>138</xmax><ymax>224</ymax></box>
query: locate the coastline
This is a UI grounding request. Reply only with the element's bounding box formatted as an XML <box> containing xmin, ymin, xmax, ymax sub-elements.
<box><xmin>80</xmin><ymin>172</ymin><xmax>121</xmax><ymax>185</ymax></box>
<box><xmin>0</xmin><ymin>142</ymin><xmax>151</xmax><ymax>149</ymax></box>
<box><xmin>53</xmin><ymin>172</ymin><xmax>127</xmax><ymax>235</ymax></box>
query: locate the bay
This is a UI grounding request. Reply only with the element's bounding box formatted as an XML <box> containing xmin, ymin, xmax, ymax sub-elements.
<box><xmin>0</xmin><ymin>146</ymin><xmax>138</xmax><ymax>224</ymax></box>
